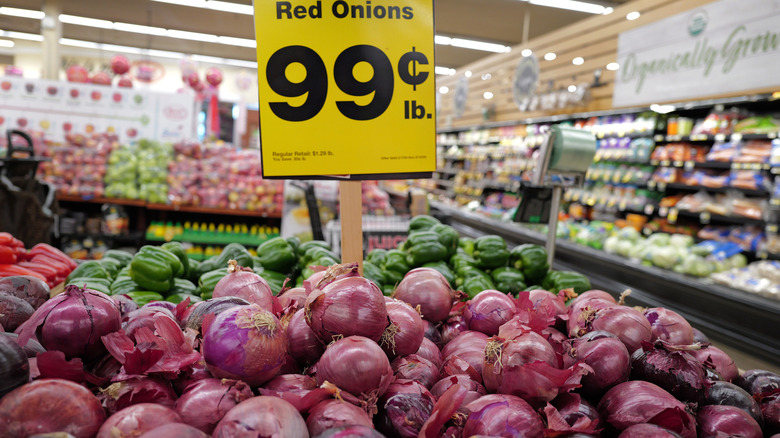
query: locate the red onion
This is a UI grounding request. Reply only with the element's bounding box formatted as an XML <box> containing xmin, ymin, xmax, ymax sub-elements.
<box><xmin>184</xmin><ymin>296</ymin><xmax>250</xmax><ymax>332</ymax></box>
<box><xmin>113</xmin><ymin>294</ymin><xmax>139</xmax><ymax>317</ymax></box>
<box><xmin>528</xmin><ymin>289</ymin><xmax>567</xmax><ymax>316</ymax></box>
<box><xmin>286</xmin><ymin>307</ymin><xmax>325</xmax><ymax>364</ymax></box>
<box><xmin>264</xmin><ymin>373</ymin><xmax>316</xmax><ymax>392</ymax></box>
<box><xmin>316</xmin><ymin>336</ymin><xmax>394</xmax><ymax>398</ymax></box>
<box><xmin>691</xmin><ymin>345</ymin><xmax>738</xmax><ymax>382</ymax></box>
<box><xmin>258</xmin><ymin>374</ymin><xmax>338</xmax><ymax>413</ymax></box>
<box><xmin>462</xmin><ymin>394</ymin><xmax>544</xmax><ymax>437</ymax></box>
<box><xmin>171</xmin><ymin>360</ymin><xmax>211</xmax><ymax>395</ymax></box>
<box><xmin>97</xmin><ymin>403</ymin><xmax>181</xmax><ymax>438</ymax></box>
<box><xmin>305</xmin><ymin>276</ymin><xmax>389</xmax><ymax>343</ymax></box>
<box><xmin>174</xmin><ymin>378</ymin><xmax>254</xmax><ymax>433</ymax></box>
<box><xmin>122</xmin><ymin>307</ymin><xmax>177</xmax><ymax>341</ymax></box>
<box><xmin>440</xmin><ymin>355</ymin><xmax>481</xmax><ymax>385</ymax></box>
<box><xmin>697</xmin><ymin>405</ymin><xmax>762</xmax><ymax>438</ymax></box>
<box><xmin>584</xmin><ymin>305</ymin><xmax>653</xmax><ymax>354</ymax></box>
<box><xmin>212</xmin><ymin>395</ymin><xmax>308</xmax><ymax>437</ymax></box>
<box><xmin>440</xmin><ymin>313</ymin><xmax>468</xmax><ymax>346</ymax></box>
<box><xmin>0</xmin><ymin>293</ymin><xmax>34</xmax><ymax>332</ymax></box>
<box><xmin>304</xmin><ymin>263</ymin><xmax>360</xmax><ymax>295</ymax></box>
<box><xmin>761</xmin><ymin>392</ymin><xmax>780</xmax><ymax>434</ymax></box>
<box><xmin>431</xmin><ymin>374</ymin><xmax>486</xmax><ymax>407</ymax></box>
<box><xmin>278</xmin><ymin>287</ymin><xmax>307</xmax><ymax>310</ymax></box>
<box><xmin>703</xmin><ymin>381</ymin><xmax>763</xmax><ymax>426</ymax></box>
<box><xmin>391</xmin><ymin>354</ymin><xmax>440</xmax><ymax>389</ymax></box>
<box><xmin>644</xmin><ymin>307</ymin><xmax>694</xmax><ymax>345</ymax></box>
<box><xmin>202</xmin><ymin>303</ymin><xmax>287</xmax><ymax>387</ymax></box>
<box><xmin>598</xmin><ymin>380</ymin><xmax>697</xmax><ymax>437</ymax></box>
<box><xmin>2</xmin><ymin>332</ymin><xmax>45</xmax><ymax>358</ymax></box>
<box><xmin>0</xmin><ymin>275</ymin><xmax>50</xmax><ymax>309</ymax></box>
<box><xmin>563</xmin><ymin>330</ymin><xmax>630</xmax><ymax>396</ymax></box>
<box><xmin>441</xmin><ymin>330</ymin><xmax>489</xmax><ymax>376</ymax></box>
<box><xmin>568</xmin><ymin>289</ymin><xmax>616</xmax><ymax>307</ymax></box>
<box><xmin>693</xmin><ymin>327</ymin><xmax>709</xmax><ymax>343</ymax></box>
<box><xmin>383</xmin><ymin>379</ymin><xmax>435</xmax><ymax>404</ymax></box>
<box><xmin>630</xmin><ymin>343</ymin><xmax>709</xmax><ymax>403</ymax></box>
<box><xmin>392</xmin><ymin>268</ymin><xmax>454</xmax><ymax>323</ymax></box>
<box><xmin>379</xmin><ymin>393</ymin><xmax>434</xmax><ymax>438</ymax></box>
<box><xmin>567</xmin><ymin>297</ymin><xmax>618</xmax><ymax>337</ymax></box>
<box><xmin>142</xmin><ymin>300</ymin><xmax>177</xmax><ymax>314</ymax></box>
<box><xmin>0</xmin><ymin>379</ymin><xmax>105</xmax><ymax>438</ymax></box>
<box><xmin>415</xmin><ymin>337</ymin><xmax>442</xmax><ymax>368</ymax></box>
<box><xmin>137</xmin><ymin>423</ymin><xmax>209</xmax><ymax>438</ymax></box>
<box><xmin>99</xmin><ymin>376</ymin><xmax>178</xmax><ymax>414</ymax></box>
<box><xmin>313</xmin><ymin>425</ymin><xmax>386</xmax><ymax>438</ymax></box>
<box><xmin>464</xmin><ymin>290</ymin><xmax>517</xmax><ymax>336</ymax></box>
<box><xmin>543</xmin><ymin>393</ymin><xmax>602</xmax><ymax>435</ymax></box>
<box><xmin>422</xmin><ymin>320</ymin><xmax>442</xmax><ymax>347</ymax></box>
<box><xmin>542</xmin><ymin>326</ymin><xmax>568</xmax><ymax>361</ymax></box>
<box><xmin>213</xmin><ymin>260</ymin><xmax>278</xmax><ymax>311</ymax></box>
<box><xmin>618</xmin><ymin>424</ymin><xmax>684</xmax><ymax>437</ymax></box>
<box><xmin>304</xmin><ymin>270</ymin><xmax>328</xmax><ymax>294</ymax></box>
<box><xmin>306</xmin><ymin>399</ymin><xmax>374</xmax><ymax>437</ymax></box>
<box><xmin>734</xmin><ymin>369</ymin><xmax>780</xmax><ymax>396</ymax></box>
<box><xmin>0</xmin><ymin>333</ymin><xmax>28</xmax><ymax>397</ymax></box>
<box><xmin>381</xmin><ymin>300</ymin><xmax>424</xmax><ymax>358</ymax></box>
<box><xmin>16</xmin><ymin>285</ymin><xmax>120</xmax><ymax>361</ymax></box>
<box><xmin>520</xmin><ymin>289</ymin><xmax>567</xmax><ymax>331</ymax></box>
<box><xmin>418</xmin><ymin>384</ymin><xmax>469</xmax><ymax>438</ymax></box>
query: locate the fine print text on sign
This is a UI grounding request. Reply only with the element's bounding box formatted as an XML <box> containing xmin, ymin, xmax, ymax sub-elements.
<box><xmin>255</xmin><ymin>0</ymin><xmax>436</xmax><ymax>178</ymax></box>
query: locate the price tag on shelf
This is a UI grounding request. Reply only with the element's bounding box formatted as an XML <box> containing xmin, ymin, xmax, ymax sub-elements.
<box><xmin>673</xmin><ymin>160</ymin><xmax>683</xmax><ymax>167</ymax></box>
<box><xmin>684</xmin><ymin>161</ymin><xmax>695</xmax><ymax>171</ymax></box>
<box><xmin>731</xmin><ymin>133</ymin><xmax>743</xmax><ymax>142</ymax></box>
<box><xmin>660</xmin><ymin>160</ymin><xmax>671</xmax><ymax>167</ymax></box>
<box><xmin>650</xmin><ymin>159</ymin><xmax>660</xmax><ymax>166</ymax></box>
<box><xmin>700</xmin><ymin>212</ymin><xmax>711</xmax><ymax>224</ymax></box>
<box><xmin>668</xmin><ymin>208</ymin><xmax>679</xmax><ymax>224</ymax></box>
<box><xmin>255</xmin><ymin>0</ymin><xmax>435</xmax><ymax>178</ymax></box>
<box><xmin>654</xmin><ymin>135</ymin><xmax>664</xmax><ymax>142</ymax></box>
<box><xmin>714</xmin><ymin>134</ymin><xmax>727</xmax><ymax>142</ymax></box>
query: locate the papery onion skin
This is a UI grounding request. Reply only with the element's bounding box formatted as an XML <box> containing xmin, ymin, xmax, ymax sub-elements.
<box><xmin>568</xmin><ymin>290</ymin><xmax>616</xmax><ymax>308</ymax></box>
<box><xmin>99</xmin><ymin>376</ymin><xmax>178</xmax><ymax>415</ymax></box>
<box><xmin>312</xmin><ymin>425</ymin><xmax>386</xmax><ymax>438</ymax></box>
<box><xmin>287</xmin><ymin>308</ymin><xmax>325</xmax><ymax>364</ymax></box>
<box><xmin>703</xmin><ymin>381</ymin><xmax>763</xmax><ymax>427</ymax></box>
<box><xmin>441</xmin><ymin>330</ymin><xmax>489</xmax><ymax>377</ymax></box>
<box><xmin>381</xmin><ymin>300</ymin><xmax>425</xmax><ymax>358</ymax></box>
<box><xmin>212</xmin><ymin>395</ymin><xmax>308</xmax><ymax>438</ymax></box>
<box><xmin>202</xmin><ymin>303</ymin><xmax>287</xmax><ymax>387</ymax></box>
<box><xmin>212</xmin><ymin>262</ymin><xmax>276</xmax><ymax>310</ymax></box>
<box><xmin>392</xmin><ymin>268</ymin><xmax>454</xmax><ymax>323</ymax></box>
<box><xmin>431</xmin><ymin>374</ymin><xmax>487</xmax><ymax>400</ymax></box>
<box><xmin>278</xmin><ymin>287</ymin><xmax>307</xmax><ymax>310</ymax></box>
<box><xmin>379</xmin><ymin>393</ymin><xmax>434</xmax><ymax>438</ymax></box>
<box><xmin>462</xmin><ymin>394</ymin><xmax>545</xmax><ymax>438</ymax></box>
<box><xmin>0</xmin><ymin>334</ymin><xmax>28</xmax><ymax>397</ymax></box>
<box><xmin>422</xmin><ymin>320</ymin><xmax>443</xmax><ymax>348</ymax></box>
<box><xmin>0</xmin><ymin>293</ymin><xmax>34</xmax><ymax>332</ymax></box>
<box><xmin>415</xmin><ymin>337</ymin><xmax>442</xmax><ymax>368</ymax></box>
<box><xmin>563</xmin><ymin>330</ymin><xmax>630</xmax><ymax>397</ymax></box>
<box><xmin>691</xmin><ymin>345</ymin><xmax>738</xmax><ymax>382</ymax></box>
<box><xmin>618</xmin><ymin>424</ymin><xmax>683</xmax><ymax>437</ymax></box>
<box><xmin>567</xmin><ymin>297</ymin><xmax>619</xmax><ymax>338</ymax></box>
<box><xmin>0</xmin><ymin>379</ymin><xmax>106</xmax><ymax>438</ymax></box>
<box><xmin>548</xmin><ymin>393</ymin><xmax>602</xmax><ymax>433</ymax></box>
<box><xmin>122</xmin><ymin>307</ymin><xmax>177</xmax><ymax>341</ymax></box>
<box><xmin>382</xmin><ymin>379</ymin><xmax>435</xmax><ymax>405</ymax></box>
<box><xmin>306</xmin><ymin>399</ymin><xmax>374</xmax><ymax>437</ymax></box>
<box><xmin>644</xmin><ymin>307</ymin><xmax>694</xmax><ymax>345</ymax></box>
<box><xmin>305</xmin><ymin>277</ymin><xmax>389</xmax><ymax>343</ymax></box>
<box><xmin>591</xmin><ymin>306</ymin><xmax>653</xmax><ymax>354</ymax></box>
<box><xmin>97</xmin><ymin>403</ymin><xmax>182</xmax><ymax>438</ymax></box>
<box><xmin>440</xmin><ymin>314</ymin><xmax>469</xmax><ymax>346</ymax></box>
<box><xmin>734</xmin><ymin>369</ymin><xmax>780</xmax><ymax>396</ymax></box>
<box><xmin>142</xmin><ymin>300</ymin><xmax>177</xmax><ymax>314</ymax></box>
<box><xmin>464</xmin><ymin>290</ymin><xmax>517</xmax><ymax>336</ymax></box>
<box><xmin>137</xmin><ymin>423</ymin><xmax>210</xmax><ymax>438</ymax></box>
<box><xmin>630</xmin><ymin>345</ymin><xmax>709</xmax><ymax>403</ymax></box>
<box><xmin>262</xmin><ymin>373</ymin><xmax>317</xmax><ymax>392</ymax></box>
<box><xmin>0</xmin><ymin>275</ymin><xmax>50</xmax><ymax>309</ymax></box>
<box><xmin>174</xmin><ymin>378</ymin><xmax>254</xmax><ymax>433</ymax></box>
<box><xmin>391</xmin><ymin>354</ymin><xmax>440</xmax><ymax>389</ymax></box>
<box><xmin>696</xmin><ymin>405</ymin><xmax>762</xmax><ymax>438</ymax></box>
<box><xmin>315</xmin><ymin>335</ymin><xmax>393</xmax><ymax>397</ymax></box>
<box><xmin>184</xmin><ymin>296</ymin><xmax>250</xmax><ymax>332</ymax></box>
<box><xmin>761</xmin><ymin>392</ymin><xmax>780</xmax><ymax>435</ymax></box>
<box><xmin>112</xmin><ymin>294</ymin><xmax>139</xmax><ymax>318</ymax></box>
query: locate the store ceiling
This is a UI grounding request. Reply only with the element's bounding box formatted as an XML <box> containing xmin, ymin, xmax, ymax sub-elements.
<box><xmin>1</xmin><ymin>0</ymin><xmax>633</xmax><ymax>71</ymax></box>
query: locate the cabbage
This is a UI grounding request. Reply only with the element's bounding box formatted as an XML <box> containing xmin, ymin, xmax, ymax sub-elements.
<box><xmin>616</xmin><ymin>240</ymin><xmax>634</xmax><ymax>258</ymax></box>
<box><xmin>728</xmin><ymin>253</ymin><xmax>748</xmax><ymax>269</ymax></box>
<box><xmin>628</xmin><ymin>242</ymin><xmax>647</xmax><ymax>259</ymax></box>
<box><xmin>646</xmin><ymin>232</ymin><xmax>671</xmax><ymax>247</ymax></box>
<box><xmin>651</xmin><ymin>246</ymin><xmax>680</xmax><ymax>269</ymax></box>
<box><xmin>616</xmin><ymin>227</ymin><xmax>641</xmax><ymax>243</ymax></box>
<box><xmin>680</xmin><ymin>254</ymin><xmax>714</xmax><ymax>277</ymax></box>
<box><xmin>604</xmin><ymin>236</ymin><xmax>621</xmax><ymax>254</ymax></box>
<box><xmin>670</xmin><ymin>234</ymin><xmax>694</xmax><ymax>248</ymax></box>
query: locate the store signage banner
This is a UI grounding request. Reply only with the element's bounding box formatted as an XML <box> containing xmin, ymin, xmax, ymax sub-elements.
<box><xmin>0</xmin><ymin>76</ymin><xmax>195</xmax><ymax>143</ymax></box>
<box><xmin>254</xmin><ymin>0</ymin><xmax>436</xmax><ymax>178</ymax></box>
<box><xmin>613</xmin><ymin>0</ymin><xmax>780</xmax><ymax>107</ymax></box>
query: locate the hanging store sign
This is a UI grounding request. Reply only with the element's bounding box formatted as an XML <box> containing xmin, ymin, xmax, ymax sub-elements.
<box><xmin>254</xmin><ymin>0</ymin><xmax>436</xmax><ymax>179</ymax></box>
<box><xmin>511</xmin><ymin>54</ymin><xmax>590</xmax><ymax>113</ymax></box>
<box><xmin>613</xmin><ymin>0</ymin><xmax>780</xmax><ymax>108</ymax></box>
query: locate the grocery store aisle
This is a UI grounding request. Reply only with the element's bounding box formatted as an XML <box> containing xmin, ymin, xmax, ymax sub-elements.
<box><xmin>713</xmin><ymin>340</ymin><xmax>780</xmax><ymax>374</ymax></box>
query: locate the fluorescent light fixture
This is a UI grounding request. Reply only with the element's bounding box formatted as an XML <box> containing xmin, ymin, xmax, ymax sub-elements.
<box><xmin>481</xmin><ymin>73</ymin><xmax>492</xmax><ymax>80</ymax></box>
<box><xmin>166</xmin><ymin>29</ymin><xmax>218</xmax><ymax>43</ymax></box>
<box><xmin>59</xmin><ymin>14</ymin><xmax>113</xmax><ymax>29</ymax></box>
<box><xmin>434</xmin><ymin>35</ymin><xmax>452</xmax><ymax>45</ymax></box>
<box><xmin>544</xmin><ymin>52</ymin><xmax>557</xmax><ymax>61</ymax></box>
<box><xmin>650</xmin><ymin>104</ymin><xmax>676</xmax><ymax>114</ymax></box>
<box><xmin>217</xmin><ymin>36</ymin><xmax>256</xmax><ymax>48</ymax></box>
<box><xmin>483</xmin><ymin>91</ymin><xmax>494</xmax><ymax>99</ymax></box>
<box><xmin>0</xmin><ymin>7</ymin><xmax>45</xmax><ymax>20</ymax></box>
<box><xmin>59</xmin><ymin>38</ymin><xmax>101</xmax><ymax>49</ymax></box>
<box><xmin>528</xmin><ymin>0</ymin><xmax>612</xmax><ymax>14</ymax></box>
<box><xmin>464</xmin><ymin>71</ymin><xmax>472</xmax><ymax>78</ymax></box>
<box><xmin>436</xmin><ymin>35</ymin><xmax>510</xmax><ymax>53</ymax></box>
<box><xmin>604</xmin><ymin>7</ymin><xmax>613</xmax><ymax>14</ymax></box>
<box><xmin>0</xmin><ymin>31</ymin><xmax>44</xmax><ymax>41</ymax></box>
<box><xmin>568</xmin><ymin>85</ymin><xmax>577</xmax><ymax>92</ymax></box>
<box><xmin>572</xmin><ymin>56</ymin><xmax>584</xmax><ymax>65</ymax></box>
<box><xmin>0</xmin><ymin>39</ymin><xmax>14</xmax><ymax>48</ymax></box>
<box><xmin>113</xmin><ymin>22</ymin><xmax>167</xmax><ymax>36</ymax></box>
<box><xmin>435</xmin><ymin>66</ymin><xmax>456</xmax><ymax>76</ymax></box>
<box><xmin>439</xmin><ymin>86</ymin><xmax>450</xmax><ymax>94</ymax></box>
<box><xmin>606</xmin><ymin>62</ymin><xmax>619</xmax><ymax>71</ymax></box>
<box><xmin>152</xmin><ymin>0</ymin><xmax>254</xmax><ymax>15</ymax></box>
<box><xmin>626</xmin><ymin>11</ymin><xmax>640</xmax><ymax>20</ymax></box>
<box><xmin>521</xmin><ymin>49</ymin><xmax>533</xmax><ymax>57</ymax></box>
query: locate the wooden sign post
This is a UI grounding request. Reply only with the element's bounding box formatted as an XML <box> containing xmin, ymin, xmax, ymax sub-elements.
<box><xmin>339</xmin><ymin>180</ymin><xmax>363</xmax><ymax>269</ymax></box>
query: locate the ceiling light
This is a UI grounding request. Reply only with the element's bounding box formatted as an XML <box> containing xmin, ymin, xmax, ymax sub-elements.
<box><xmin>439</xmin><ymin>86</ymin><xmax>449</xmax><ymax>94</ymax></box>
<box><xmin>217</xmin><ymin>36</ymin><xmax>256</xmax><ymax>48</ymax></box>
<box><xmin>626</xmin><ymin>11</ymin><xmax>640</xmax><ymax>20</ymax></box>
<box><xmin>435</xmin><ymin>66</ymin><xmax>456</xmax><ymax>76</ymax></box>
<box><xmin>483</xmin><ymin>91</ymin><xmax>494</xmax><ymax>99</ymax></box>
<box><xmin>152</xmin><ymin>0</ymin><xmax>254</xmax><ymax>15</ymax></box>
<box><xmin>606</xmin><ymin>62</ymin><xmax>620</xmax><ymax>71</ymax></box>
<box><xmin>113</xmin><ymin>22</ymin><xmax>167</xmax><ymax>36</ymax></box>
<box><xmin>59</xmin><ymin>14</ymin><xmax>113</xmax><ymax>29</ymax></box>
<box><xmin>482</xmin><ymin>73</ymin><xmax>492</xmax><ymax>80</ymax></box>
<box><xmin>521</xmin><ymin>49</ymin><xmax>533</xmax><ymax>57</ymax></box>
<box><xmin>434</xmin><ymin>35</ymin><xmax>452</xmax><ymax>45</ymax></box>
<box><xmin>603</xmin><ymin>7</ymin><xmax>613</xmax><ymax>14</ymax></box>
<box><xmin>544</xmin><ymin>52</ymin><xmax>557</xmax><ymax>61</ymax></box>
<box><xmin>568</xmin><ymin>85</ymin><xmax>577</xmax><ymax>92</ymax></box>
<box><xmin>465</xmin><ymin>71</ymin><xmax>473</xmax><ymax>78</ymax></box>
<box><xmin>650</xmin><ymin>104</ymin><xmax>676</xmax><ymax>114</ymax></box>
<box><xmin>0</xmin><ymin>31</ymin><xmax>43</xmax><ymax>41</ymax></box>
<box><xmin>528</xmin><ymin>0</ymin><xmax>612</xmax><ymax>15</ymax></box>
<box><xmin>0</xmin><ymin>39</ymin><xmax>14</xmax><ymax>48</ymax></box>
<box><xmin>166</xmin><ymin>29</ymin><xmax>218</xmax><ymax>43</ymax></box>
<box><xmin>0</xmin><ymin>7</ymin><xmax>44</xmax><ymax>19</ymax></box>
<box><xmin>449</xmin><ymin>37</ymin><xmax>510</xmax><ymax>53</ymax></box>
<box><xmin>572</xmin><ymin>56</ymin><xmax>584</xmax><ymax>65</ymax></box>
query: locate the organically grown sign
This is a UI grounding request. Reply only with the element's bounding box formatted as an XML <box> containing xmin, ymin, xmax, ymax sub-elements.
<box><xmin>613</xmin><ymin>0</ymin><xmax>780</xmax><ymax>108</ymax></box>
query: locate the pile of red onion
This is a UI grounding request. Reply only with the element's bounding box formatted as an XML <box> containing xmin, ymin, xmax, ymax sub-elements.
<box><xmin>0</xmin><ymin>269</ymin><xmax>778</xmax><ymax>437</ymax></box>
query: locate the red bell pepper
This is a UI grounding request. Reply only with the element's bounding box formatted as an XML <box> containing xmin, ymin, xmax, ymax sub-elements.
<box><xmin>0</xmin><ymin>233</ymin><xmax>24</xmax><ymax>248</ymax></box>
<box><xmin>0</xmin><ymin>264</ymin><xmax>48</xmax><ymax>282</ymax></box>
<box><xmin>17</xmin><ymin>261</ymin><xmax>58</xmax><ymax>282</ymax></box>
<box><xmin>29</xmin><ymin>244</ymin><xmax>77</xmax><ymax>271</ymax></box>
<box><xmin>29</xmin><ymin>253</ymin><xmax>71</xmax><ymax>278</ymax></box>
<box><xmin>0</xmin><ymin>246</ymin><xmax>18</xmax><ymax>264</ymax></box>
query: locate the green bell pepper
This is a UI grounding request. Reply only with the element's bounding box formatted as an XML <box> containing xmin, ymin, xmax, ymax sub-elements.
<box><xmin>422</xmin><ymin>261</ymin><xmax>456</xmax><ymax>287</ymax></box>
<box><xmin>455</xmin><ymin>265</ymin><xmax>491</xmax><ymax>288</ymax></box>
<box><xmin>198</xmin><ymin>268</ymin><xmax>229</xmax><ymax>299</ymax></box>
<box><xmin>256</xmin><ymin>268</ymin><xmax>288</xmax><ymax>296</ymax></box>
<box><xmin>67</xmin><ymin>277</ymin><xmax>112</xmax><ymax>295</ymax></box>
<box><xmin>102</xmin><ymin>249</ymin><xmax>134</xmax><ymax>267</ymax></box>
<box><xmin>256</xmin><ymin>237</ymin><xmax>298</xmax><ymax>273</ymax></box>
<box><xmin>409</xmin><ymin>215</ymin><xmax>441</xmax><ymax>233</ymax></box>
<box><xmin>543</xmin><ymin>270</ymin><xmax>591</xmax><ymax>294</ymax></box>
<box><xmin>458</xmin><ymin>237</ymin><xmax>475</xmax><ymax>256</ymax></box>
<box><xmin>382</xmin><ymin>268</ymin><xmax>404</xmax><ymax>288</ymax></box>
<box><xmin>510</xmin><ymin>244</ymin><xmax>550</xmax><ymax>283</ymax></box>
<box><xmin>382</xmin><ymin>249</ymin><xmax>410</xmax><ymax>275</ymax></box>
<box><xmin>66</xmin><ymin>261</ymin><xmax>111</xmax><ymax>283</ymax></box>
<box><xmin>97</xmin><ymin>258</ymin><xmax>121</xmax><ymax>280</ymax></box>
<box><xmin>117</xmin><ymin>266</ymin><xmax>131</xmax><ymax>278</ymax></box>
<box><xmin>432</xmin><ymin>224</ymin><xmax>460</xmax><ymax>257</ymax></box>
<box><xmin>129</xmin><ymin>245</ymin><xmax>182</xmax><ymax>293</ymax></box>
<box><xmin>161</xmin><ymin>241</ymin><xmax>189</xmax><ymax>278</ymax></box>
<box><xmin>286</xmin><ymin>236</ymin><xmax>301</xmax><ymax>256</ymax></box>
<box><xmin>491</xmin><ymin>267</ymin><xmax>527</xmax><ymax>295</ymax></box>
<box><xmin>170</xmin><ymin>278</ymin><xmax>198</xmax><ymax>296</ymax></box>
<box><xmin>382</xmin><ymin>284</ymin><xmax>395</xmax><ymax>296</ymax></box>
<box><xmin>187</xmin><ymin>259</ymin><xmax>201</xmax><ymax>283</ymax></box>
<box><xmin>125</xmin><ymin>291</ymin><xmax>165</xmax><ymax>307</ymax></box>
<box><xmin>166</xmin><ymin>293</ymin><xmax>202</xmax><ymax>304</ymax></box>
<box><xmin>362</xmin><ymin>261</ymin><xmax>385</xmax><ymax>289</ymax></box>
<box><xmin>405</xmin><ymin>231</ymin><xmax>448</xmax><ymax>267</ymax></box>
<box><xmin>196</xmin><ymin>243</ymin><xmax>253</xmax><ymax>277</ymax></box>
<box><xmin>462</xmin><ymin>275</ymin><xmax>495</xmax><ymax>298</ymax></box>
<box><xmin>450</xmin><ymin>252</ymin><xmax>477</xmax><ymax>272</ymax></box>
<box><xmin>110</xmin><ymin>276</ymin><xmax>140</xmax><ymax>296</ymax></box>
<box><xmin>473</xmin><ymin>235</ymin><xmax>510</xmax><ymax>269</ymax></box>
<box><xmin>366</xmin><ymin>248</ymin><xmax>388</xmax><ymax>267</ymax></box>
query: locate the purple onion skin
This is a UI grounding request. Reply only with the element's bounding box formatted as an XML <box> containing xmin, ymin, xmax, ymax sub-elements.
<box><xmin>440</xmin><ymin>315</ymin><xmax>469</xmax><ymax>346</ymax></box>
<box><xmin>630</xmin><ymin>347</ymin><xmax>708</xmax><ymax>404</ymax></box>
<box><xmin>382</xmin><ymin>300</ymin><xmax>425</xmax><ymax>358</ymax></box>
<box><xmin>692</xmin><ymin>328</ymin><xmax>709</xmax><ymax>344</ymax></box>
<box><xmin>142</xmin><ymin>300</ymin><xmax>177</xmax><ymax>314</ymax></box>
<box><xmin>462</xmin><ymin>394</ymin><xmax>545</xmax><ymax>438</ymax></box>
<box><xmin>137</xmin><ymin>423</ymin><xmax>210</xmax><ymax>438</ymax></box>
<box><xmin>441</xmin><ymin>330</ymin><xmax>489</xmax><ymax>376</ymax></box>
<box><xmin>0</xmin><ymin>379</ymin><xmax>106</xmax><ymax>438</ymax></box>
<box><xmin>287</xmin><ymin>308</ymin><xmax>325</xmax><ymax>364</ymax></box>
<box><xmin>0</xmin><ymin>275</ymin><xmax>50</xmax><ymax>309</ymax></box>
<box><xmin>415</xmin><ymin>337</ymin><xmax>442</xmax><ymax>368</ymax></box>
<box><xmin>213</xmin><ymin>269</ymin><xmax>275</xmax><ymax>310</ymax></box>
<box><xmin>563</xmin><ymin>330</ymin><xmax>630</xmax><ymax>397</ymax></box>
<box><xmin>313</xmin><ymin>425</ymin><xmax>386</xmax><ymax>438</ymax></box>
<box><xmin>691</xmin><ymin>345</ymin><xmax>738</xmax><ymax>382</ymax></box>
<box><xmin>97</xmin><ymin>403</ymin><xmax>182</xmax><ymax>438</ymax></box>
<box><xmin>0</xmin><ymin>293</ymin><xmax>34</xmax><ymax>332</ymax></box>
<box><xmin>263</xmin><ymin>374</ymin><xmax>317</xmax><ymax>392</ymax></box>
<box><xmin>431</xmin><ymin>374</ymin><xmax>487</xmax><ymax>400</ymax></box>
<box><xmin>123</xmin><ymin>308</ymin><xmax>177</xmax><ymax>341</ymax></box>
<box><xmin>697</xmin><ymin>405</ymin><xmax>763</xmax><ymax>438</ymax></box>
<box><xmin>174</xmin><ymin>378</ymin><xmax>254</xmax><ymax>434</ymax></box>
<box><xmin>306</xmin><ymin>399</ymin><xmax>374</xmax><ymax>437</ymax></box>
<box><xmin>734</xmin><ymin>369</ymin><xmax>780</xmax><ymax>396</ymax></box>
<box><xmin>551</xmin><ymin>393</ymin><xmax>602</xmax><ymax>431</ymax></box>
<box><xmin>212</xmin><ymin>396</ymin><xmax>308</xmax><ymax>438</ymax></box>
<box><xmin>618</xmin><ymin>424</ymin><xmax>683</xmax><ymax>437</ymax></box>
<box><xmin>391</xmin><ymin>354</ymin><xmax>440</xmax><ymax>389</ymax></box>
<box><xmin>393</xmin><ymin>268</ymin><xmax>453</xmax><ymax>323</ymax></box>
<box><xmin>422</xmin><ymin>320</ymin><xmax>443</xmax><ymax>348</ymax></box>
<box><xmin>202</xmin><ymin>304</ymin><xmax>287</xmax><ymax>387</ymax></box>
<box><xmin>644</xmin><ymin>307</ymin><xmax>694</xmax><ymax>345</ymax></box>
<box><xmin>378</xmin><ymin>393</ymin><xmax>434</xmax><ymax>438</ymax></box>
<box><xmin>315</xmin><ymin>335</ymin><xmax>393</xmax><ymax>397</ymax></box>
<box><xmin>592</xmin><ymin>306</ymin><xmax>652</xmax><ymax>354</ymax></box>
<box><xmin>703</xmin><ymin>381</ymin><xmax>763</xmax><ymax>427</ymax></box>
<box><xmin>464</xmin><ymin>290</ymin><xmax>517</xmax><ymax>336</ymax></box>
<box><xmin>306</xmin><ymin>277</ymin><xmax>389</xmax><ymax>343</ymax></box>
<box><xmin>382</xmin><ymin>379</ymin><xmax>435</xmax><ymax>405</ymax></box>
<box><xmin>1</xmin><ymin>332</ymin><xmax>43</xmax><ymax>358</ymax></box>
<box><xmin>99</xmin><ymin>376</ymin><xmax>179</xmax><ymax>415</ymax></box>
<box><xmin>0</xmin><ymin>334</ymin><xmax>28</xmax><ymax>397</ymax></box>
<box><xmin>113</xmin><ymin>294</ymin><xmax>139</xmax><ymax>317</ymax></box>
<box><xmin>762</xmin><ymin>392</ymin><xmax>780</xmax><ymax>435</ymax></box>
<box><xmin>184</xmin><ymin>296</ymin><xmax>250</xmax><ymax>332</ymax></box>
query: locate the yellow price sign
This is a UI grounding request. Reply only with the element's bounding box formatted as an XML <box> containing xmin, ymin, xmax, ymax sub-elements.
<box><xmin>254</xmin><ymin>0</ymin><xmax>436</xmax><ymax>178</ymax></box>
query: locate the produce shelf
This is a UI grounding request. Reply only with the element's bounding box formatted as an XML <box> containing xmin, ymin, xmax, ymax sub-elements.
<box><xmin>647</xmin><ymin>181</ymin><xmax>771</xmax><ymax>197</ymax></box>
<box><xmin>56</xmin><ymin>194</ymin><xmax>147</xmax><ymax>207</ymax></box>
<box><xmin>146</xmin><ymin>203</ymin><xmax>282</xmax><ymax>218</ymax></box>
<box><xmin>431</xmin><ymin>200</ymin><xmax>780</xmax><ymax>364</ymax></box>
